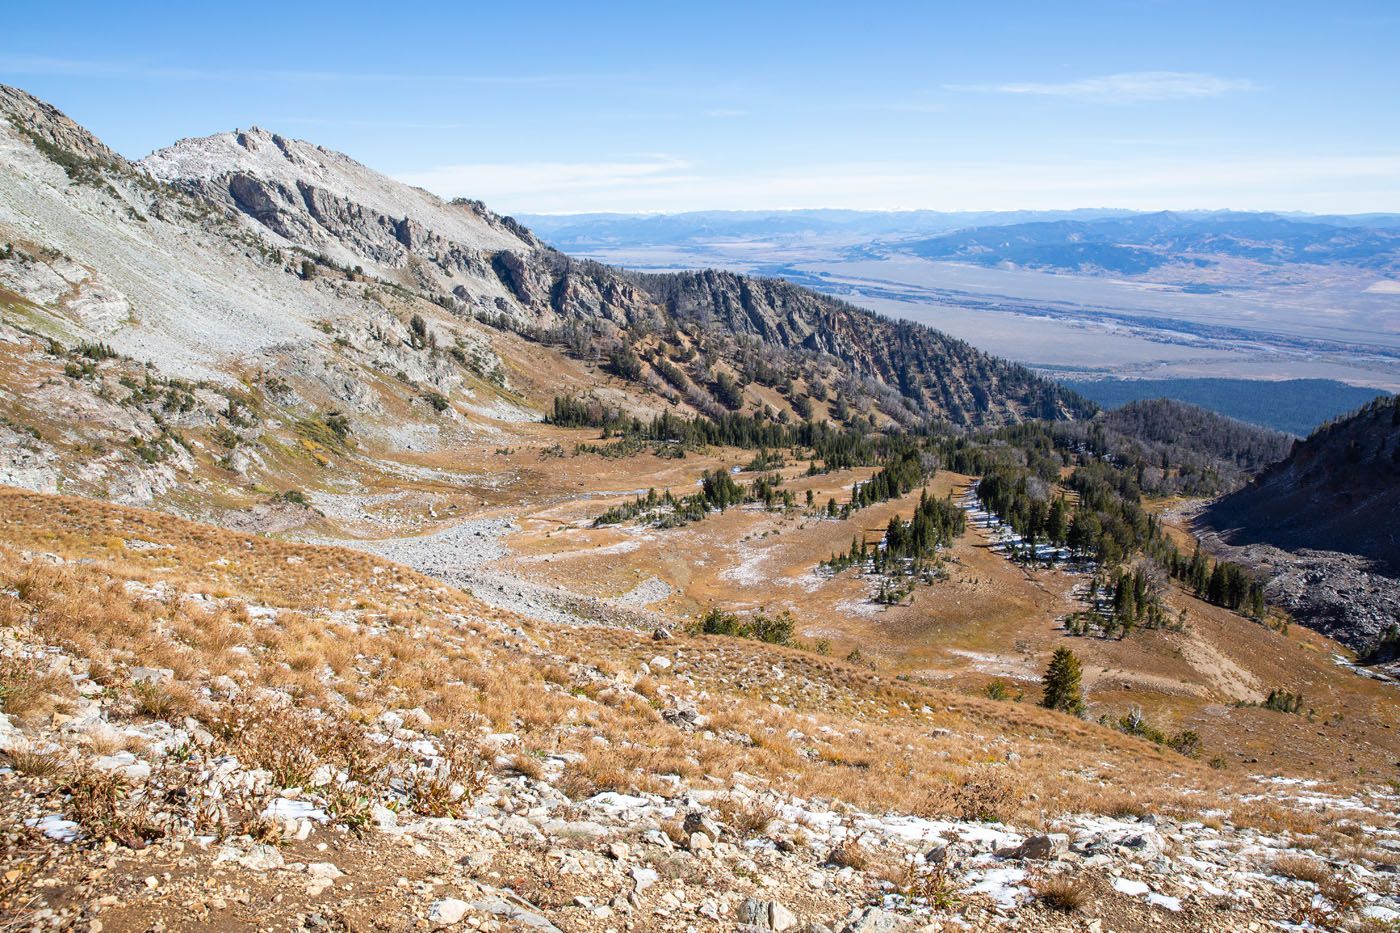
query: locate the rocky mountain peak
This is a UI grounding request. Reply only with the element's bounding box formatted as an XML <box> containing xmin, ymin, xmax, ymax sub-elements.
<box><xmin>140</xmin><ymin>127</ymin><xmax>531</xmax><ymax>277</ymax></box>
<box><xmin>0</xmin><ymin>83</ymin><xmax>127</xmax><ymax>168</ymax></box>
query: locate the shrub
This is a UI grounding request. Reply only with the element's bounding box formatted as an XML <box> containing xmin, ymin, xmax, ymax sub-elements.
<box><xmin>58</xmin><ymin>765</ymin><xmax>162</xmax><ymax>847</ymax></box>
<box><xmin>695</xmin><ymin>607</ymin><xmax>795</xmax><ymax>645</ymax></box>
<box><xmin>985</xmin><ymin>679</ymin><xmax>1022</xmax><ymax>702</ymax></box>
<box><xmin>713</xmin><ymin>795</ymin><xmax>777</xmax><ymax>838</ymax></box>
<box><xmin>1263</xmin><ymin>689</ymin><xmax>1305</xmax><ymax>714</ymax></box>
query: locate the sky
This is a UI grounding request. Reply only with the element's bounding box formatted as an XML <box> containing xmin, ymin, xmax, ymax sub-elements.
<box><xmin>3</xmin><ymin>0</ymin><xmax>1398</xmax><ymax>215</ymax></box>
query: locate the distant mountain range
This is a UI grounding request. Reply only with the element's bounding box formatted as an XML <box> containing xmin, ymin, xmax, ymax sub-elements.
<box><xmin>891</xmin><ymin>211</ymin><xmax>1400</xmax><ymax>276</ymax></box>
<box><xmin>519</xmin><ymin>208</ymin><xmax>1146</xmax><ymax>248</ymax></box>
<box><xmin>523</xmin><ymin>208</ymin><xmax>1400</xmax><ymax>277</ymax></box>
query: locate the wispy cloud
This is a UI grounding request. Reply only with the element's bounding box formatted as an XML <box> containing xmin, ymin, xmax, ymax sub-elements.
<box><xmin>395</xmin><ymin>154</ymin><xmax>1400</xmax><ymax>215</ymax></box>
<box><xmin>704</xmin><ymin>108</ymin><xmax>749</xmax><ymax>118</ymax></box>
<box><xmin>0</xmin><ymin>53</ymin><xmax>634</xmax><ymax>86</ymax></box>
<box><xmin>949</xmin><ymin>71</ymin><xmax>1257</xmax><ymax>102</ymax></box>
<box><xmin>395</xmin><ymin>157</ymin><xmax>698</xmax><ymax>201</ymax></box>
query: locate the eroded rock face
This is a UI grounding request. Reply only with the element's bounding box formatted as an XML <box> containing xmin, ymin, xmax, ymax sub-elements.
<box><xmin>136</xmin><ymin>119</ymin><xmax>1088</xmax><ymax>427</ymax></box>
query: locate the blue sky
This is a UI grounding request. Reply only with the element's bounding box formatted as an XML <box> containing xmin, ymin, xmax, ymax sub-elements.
<box><xmin>4</xmin><ymin>1</ymin><xmax>1398</xmax><ymax>214</ymax></box>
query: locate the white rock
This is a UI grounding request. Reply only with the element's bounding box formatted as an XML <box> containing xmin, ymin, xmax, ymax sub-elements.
<box><xmin>25</xmin><ymin>815</ymin><xmax>82</xmax><ymax>843</ymax></box>
<box><xmin>216</xmin><ymin>843</ymin><xmax>284</xmax><ymax>871</ymax></box>
<box><xmin>261</xmin><ymin>798</ymin><xmax>328</xmax><ymax>824</ymax></box>
<box><xmin>93</xmin><ymin>752</ymin><xmax>151</xmax><ymax>783</ymax></box>
<box><xmin>428</xmin><ymin>897</ymin><xmax>469</xmax><ymax>927</ymax></box>
<box><xmin>770</xmin><ymin>902</ymin><xmax>799</xmax><ymax>931</ymax></box>
<box><xmin>129</xmin><ymin>666</ymin><xmax>173</xmax><ymax>685</ymax></box>
<box><xmin>631</xmin><ymin>866</ymin><xmax>659</xmax><ymax>893</ymax></box>
<box><xmin>0</xmin><ymin>713</ymin><xmax>24</xmax><ymax>752</ymax></box>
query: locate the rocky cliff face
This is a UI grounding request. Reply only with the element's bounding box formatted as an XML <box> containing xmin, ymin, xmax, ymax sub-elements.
<box><xmin>1201</xmin><ymin>393</ymin><xmax>1400</xmax><ymax>651</ymax></box>
<box><xmin>142</xmin><ymin>127</ymin><xmax>529</xmax><ymax>297</ymax></box>
<box><xmin>0</xmin><ymin>84</ymin><xmax>127</xmax><ymax>168</ymax></box>
<box><xmin>136</xmin><ymin>111</ymin><xmax>1089</xmax><ymax>427</ymax></box>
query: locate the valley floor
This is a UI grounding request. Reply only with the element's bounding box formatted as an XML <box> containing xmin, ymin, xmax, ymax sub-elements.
<box><xmin>293</xmin><ymin>424</ymin><xmax>1400</xmax><ymax>790</ymax></box>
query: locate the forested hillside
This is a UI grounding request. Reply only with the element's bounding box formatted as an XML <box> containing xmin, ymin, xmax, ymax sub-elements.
<box><xmin>1096</xmin><ymin>399</ymin><xmax>1292</xmax><ymax>493</ymax></box>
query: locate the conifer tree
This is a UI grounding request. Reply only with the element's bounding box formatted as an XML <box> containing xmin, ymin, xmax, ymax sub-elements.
<box><xmin>1041</xmin><ymin>647</ymin><xmax>1085</xmax><ymax>716</ymax></box>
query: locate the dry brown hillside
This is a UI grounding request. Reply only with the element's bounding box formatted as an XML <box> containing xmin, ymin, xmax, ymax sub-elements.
<box><xmin>2</xmin><ymin>486</ymin><xmax>1399</xmax><ymax>931</ymax></box>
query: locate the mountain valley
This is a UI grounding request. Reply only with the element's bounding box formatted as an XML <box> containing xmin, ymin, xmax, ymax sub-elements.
<box><xmin>1</xmin><ymin>84</ymin><xmax>1399</xmax><ymax>932</ymax></box>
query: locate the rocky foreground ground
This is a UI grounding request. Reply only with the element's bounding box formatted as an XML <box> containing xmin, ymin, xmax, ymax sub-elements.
<box><xmin>2</xmin><ymin>535</ymin><xmax>1398</xmax><ymax>933</ymax></box>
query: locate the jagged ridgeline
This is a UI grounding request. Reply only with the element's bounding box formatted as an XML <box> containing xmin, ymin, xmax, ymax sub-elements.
<box><xmin>0</xmin><ymin>83</ymin><xmax>1086</xmax><ymax>429</ymax></box>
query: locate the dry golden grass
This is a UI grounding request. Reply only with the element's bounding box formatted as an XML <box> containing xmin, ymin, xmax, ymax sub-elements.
<box><xmin>1236</xmin><ymin>802</ymin><xmax>1326</xmax><ymax>838</ymax></box>
<box><xmin>1273</xmin><ymin>853</ymin><xmax>1331</xmax><ymax>885</ymax></box>
<box><xmin>5</xmin><ymin>747</ymin><xmax>63</xmax><ymax>778</ymax></box>
<box><xmin>0</xmin><ymin>483</ymin><xmax>1365</xmax><ymax>856</ymax></box>
<box><xmin>0</xmin><ymin>657</ymin><xmax>71</xmax><ymax>721</ymax></box>
<box><xmin>1034</xmin><ymin>873</ymin><xmax>1086</xmax><ymax>912</ymax></box>
<box><xmin>131</xmin><ymin>681</ymin><xmax>196</xmax><ymax>721</ymax></box>
<box><xmin>712</xmin><ymin>795</ymin><xmax>778</xmax><ymax>838</ymax></box>
<box><xmin>917</xmin><ymin>767</ymin><xmax>1024</xmax><ymax>824</ymax></box>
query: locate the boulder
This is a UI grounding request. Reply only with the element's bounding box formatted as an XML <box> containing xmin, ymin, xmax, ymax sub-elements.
<box><xmin>427</xmin><ymin>898</ymin><xmax>469</xmax><ymax>928</ymax></box>
<box><xmin>736</xmin><ymin>899</ymin><xmax>799</xmax><ymax>931</ymax></box>
<box><xmin>840</xmin><ymin>907</ymin><xmax>912</xmax><ymax>932</ymax></box>
<box><xmin>999</xmin><ymin>833</ymin><xmax>1069</xmax><ymax>861</ymax></box>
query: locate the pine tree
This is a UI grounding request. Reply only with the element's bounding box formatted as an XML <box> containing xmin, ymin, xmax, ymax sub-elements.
<box><xmin>1041</xmin><ymin>647</ymin><xmax>1085</xmax><ymax>716</ymax></box>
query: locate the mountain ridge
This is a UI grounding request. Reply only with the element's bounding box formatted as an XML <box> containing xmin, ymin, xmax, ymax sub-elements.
<box><xmin>120</xmin><ymin>97</ymin><xmax>1091</xmax><ymax>427</ymax></box>
<box><xmin>1206</xmin><ymin>393</ymin><xmax>1400</xmax><ymax>574</ymax></box>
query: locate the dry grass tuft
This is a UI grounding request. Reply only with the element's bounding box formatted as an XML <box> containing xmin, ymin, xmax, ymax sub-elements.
<box><xmin>1273</xmin><ymin>853</ymin><xmax>1331</xmax><ymax>885</ymax></box>
<box><xmin>1035</xmin><ymin>873</ymin><xmax>1087</xmax><ymax>912</ymax></box>
<box><xmin>918</xmin><ymin>768</ymin><xmax>1023</xmax><ymax>823</ymax></box>
<box><xmin>507</xmin><ymin>753</ymin><xmax>546</xmax><ymax>781</ymax></box>
<box><xmin>0</xmin><ymin>658</ymin><xmax>70</xmax><ymax>720</ymax></box>
<box><xmin>659</xmin><ymin>818</ymin><xmax>689</xmax><ymax>847</ymax></box>
<box><xmin>131</xmin><ymin>681</ymin><xmax>196</xmax><ymax>722</ymax></box>
<box><xmin>555</xmin><ymin>754</ymin><xmax>629</xmax><ymax>801</ymax></box>
<box><xmin>713</xmin><ymin>794</ymin><xmax>777</xmax><ymax>838</ymax></box>
<box><xmin>6</xmin><ymin>747</ymin><xmax>63</xmax><ymax>778</ymax></box>
<box><xmin>826</xmin><ymin>834</ymin><xmax>872</xmax><ymax>872</ymax></box>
